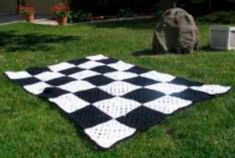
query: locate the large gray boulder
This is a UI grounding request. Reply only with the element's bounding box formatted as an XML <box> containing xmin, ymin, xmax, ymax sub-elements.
<box><xmin>152</xmin><ymin>8</ymin><xmax>199</xmax><ymax>54</ymax></box>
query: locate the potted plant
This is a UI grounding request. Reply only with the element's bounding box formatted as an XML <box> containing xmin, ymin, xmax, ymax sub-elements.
<box><xmin>51</xmin><ymin>3</ymin><xmax>69</xmax><ymax>26</ymax></box>
<box><xmin>19</xmin><ymin>6</ymin><xmax>35</xmax><ymax>22</ymax></box>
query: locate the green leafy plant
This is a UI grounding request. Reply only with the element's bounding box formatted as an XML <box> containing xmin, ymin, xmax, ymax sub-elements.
<box><xmin>118</xmin><ymin>8</ymin><xmax>134</xmax><ymax>18</ymax></box>
<box><xmin>68</xmin><ymin>10</ymin><xmax>92</xmax><ymax>23</ymax></box>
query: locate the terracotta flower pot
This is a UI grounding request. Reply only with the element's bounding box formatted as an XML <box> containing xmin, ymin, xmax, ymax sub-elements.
<box><xmin>57</xmin><ymin>16</ymin><xmax>68</xmax><ymax>26</ymax></box>
<box><xmin>25</xmin><ymin>14</ymin><xmax>34</xmax><ymax>23</ymax></box>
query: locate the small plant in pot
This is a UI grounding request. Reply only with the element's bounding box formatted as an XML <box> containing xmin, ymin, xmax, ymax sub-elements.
<box><xmin>19</xmin><ymin>6</ymin><xmax>35</xmax><ymax>22</ymax></box>
<box><xmin>51</xmin><ymin>3</ymin><xmax>69</xmax><ymax>26</ymax></box>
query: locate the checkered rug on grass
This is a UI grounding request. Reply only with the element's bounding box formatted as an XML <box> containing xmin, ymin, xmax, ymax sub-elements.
<box><xmin>5</xmin><ymin>54</ymin><xmax>231</xmax><ymax>149</ymax></box>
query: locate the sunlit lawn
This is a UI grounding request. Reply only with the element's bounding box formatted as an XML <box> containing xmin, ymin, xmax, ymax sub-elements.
<box><xmin>0</xmin><ymin>19</ymin><xmax>234</xmax><ymax>157</ymax></box>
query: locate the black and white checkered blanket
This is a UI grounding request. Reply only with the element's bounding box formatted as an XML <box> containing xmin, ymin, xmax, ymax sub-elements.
<box><xmin>5</xmin><ymin>55</ymin><xmax>231</xmax><ymax>149</ymax></box>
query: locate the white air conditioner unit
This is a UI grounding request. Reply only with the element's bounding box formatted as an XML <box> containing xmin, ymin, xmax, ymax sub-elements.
<box><xmin>210</xmin><ymin>26</ymin><xmax>235</xmax><ymax>50</ymax></box>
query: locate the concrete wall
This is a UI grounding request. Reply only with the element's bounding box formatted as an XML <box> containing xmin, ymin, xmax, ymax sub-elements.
<box><xmin>0</xmin><ymin>1</ymin><xmax>17</xmax><ymax>13</ymax></box>
<box><xmin>29</xmin><ymin>0</ymin><xmax>57</xmax><ymax>15</ymax></box>
<box><xmin>0</xmin><ymin>0</ymin><xmax>58</xmax><ymax>15</ymax></box>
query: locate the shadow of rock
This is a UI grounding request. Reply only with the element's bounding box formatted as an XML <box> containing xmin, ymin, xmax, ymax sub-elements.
<box><xmin>200</xmin><ymin>45</ymin><xmax>213</xmax><ymax>51</ymax></box>
<box><xmin>0</xmin><ymin>31</ymin><xmax>80</xmax><ymax>52</ymax></box>
<box><xmin>200</xmin><ymin>45</ymin><xmax>225</xmax><ymax>52</ymax></box>
<box><xmin>132</xmin><ymin>49</ymin><xmax>156</xmax><ymax>56</ymax></box>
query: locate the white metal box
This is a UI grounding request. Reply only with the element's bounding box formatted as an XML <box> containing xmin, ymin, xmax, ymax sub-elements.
<box><xmin>210</xmin><ymin>26</ymin><xmax>235</xmax><ymax>50</ymax></box>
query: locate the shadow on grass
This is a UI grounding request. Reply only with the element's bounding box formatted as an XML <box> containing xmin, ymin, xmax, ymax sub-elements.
<box><xmin>132</xmin><ymin>45</ymin><xmax>226</xmax><ymax>56</ymax></box>
<box><xmin>132</xmin><ymin>49</ymin><xmax>156</xmax><ymax>56</ymax></box>
<box><xmin>200</xmin><ymin>45</ymin><xmax>226</xmax><ymax>52</ymax></box>
<box><xmin>0</xmin><ymin>31</ymin><xmax>80</xmax><ymax>52</ymax></box>
<box><xmin>89</xmin><ymin>18</ymin><xmax>156</xmax><ymax>30</ymax></box>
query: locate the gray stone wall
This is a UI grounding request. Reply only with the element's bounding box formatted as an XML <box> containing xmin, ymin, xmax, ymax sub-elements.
<box><xmin>0</xmin><ymin>1</ymin><xmax>17</xmax><ymax>13</ymax></box>
<box><xmin>0</xmin><ymin>0</ymin><xmax>57</xmax><ymax>15</ymax></box>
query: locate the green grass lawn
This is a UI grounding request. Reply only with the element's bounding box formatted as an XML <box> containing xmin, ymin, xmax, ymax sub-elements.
<box><xmin>0</xmin><ymin>19</ymin><xmax>235</xmax><ymax>158</ymax></box>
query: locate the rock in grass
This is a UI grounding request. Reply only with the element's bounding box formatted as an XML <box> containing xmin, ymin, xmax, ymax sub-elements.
<box><xmin>152</xmin><ymin>8</ymin><xmax>199</xmax><ymax>54</ymax></box>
